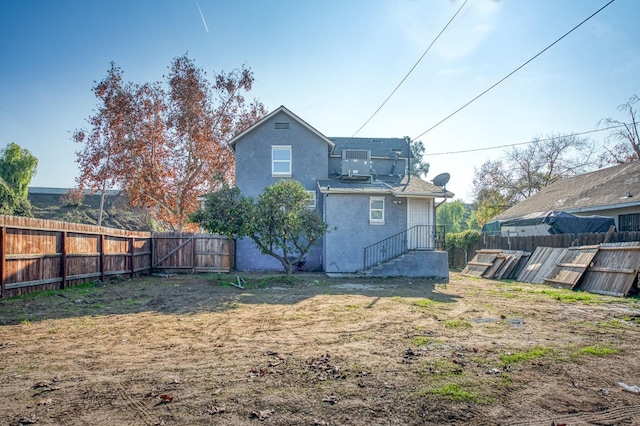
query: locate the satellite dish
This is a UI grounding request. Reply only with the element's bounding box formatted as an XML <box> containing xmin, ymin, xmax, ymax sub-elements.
<box><xmin>432</xmin><ymin>173</ymin><xmax>450</xmax><ymax>189</ymax></box>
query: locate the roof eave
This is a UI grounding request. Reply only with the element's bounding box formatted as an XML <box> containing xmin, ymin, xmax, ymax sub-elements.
<box><xmin>392</xmin><ymin>190</ymin><xmax>455</xmax><ymax>198</ymax></box>
<box><xmin>565</xmin><ymin>200</ymin><xmax>640</xmax><ymax>214</ymax></box>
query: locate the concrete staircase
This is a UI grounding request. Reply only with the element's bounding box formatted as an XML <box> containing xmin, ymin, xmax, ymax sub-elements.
<box><xmin>364</xmin><ymin>250</ymin><xmax>449</xmax><ymax>280</ymax></box>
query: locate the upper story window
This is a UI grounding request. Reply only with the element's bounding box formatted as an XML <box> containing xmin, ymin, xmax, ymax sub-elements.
<box><xmin>369</xmin><ymin>196</ymin><xmax>385</xmax><ymax>225</ymax></box>
<box><xmin>272</xmin><ymin>145</ymin><xmax>291</xmax><ymax>177</ymax></box>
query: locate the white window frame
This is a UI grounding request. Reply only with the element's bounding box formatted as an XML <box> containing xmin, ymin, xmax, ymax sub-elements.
<box><xmin>369</xmin><ymin>196</ymin><xmax>385</xmax><ymax>225</ymax></box>
<box><xmin>272</xmin><ymin>145</ymin><xmax>292</xmax><ymax>177</ymax></box>
<box><xmin>306</xmin><ymin>190</ymin><xmax>317</xmax><ymax>210</ymax></box>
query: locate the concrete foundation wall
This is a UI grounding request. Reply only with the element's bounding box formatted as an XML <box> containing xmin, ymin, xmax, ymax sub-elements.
<box><xmin>366</xmin><ymin>250</ymin><xmax>449</xmax><ymax>280</ymax></box>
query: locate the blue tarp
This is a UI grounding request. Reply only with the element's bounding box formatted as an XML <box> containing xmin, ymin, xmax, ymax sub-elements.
<box><xmin>483</xmin><ymin>211</ymin><xmax>615</xmax><ymax>235</ymax></box>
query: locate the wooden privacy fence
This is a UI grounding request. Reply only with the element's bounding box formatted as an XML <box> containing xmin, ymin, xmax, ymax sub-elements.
<box><xmin>0</xmin><ymin>216</ymin><xmax>235</xmax><ymax>298</ymax></box>
<box><xmin>0</xmin><ymin>215</ymin><xmax>152</xmax><ymax>298</ymax></box>
<box><xmin>152</xmin><ymin>233</ymin><xmax>235</xmax><ymax>274</ymax></box>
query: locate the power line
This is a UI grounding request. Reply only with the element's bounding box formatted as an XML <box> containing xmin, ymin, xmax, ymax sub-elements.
<box><xmin>412</xmin><ymin>0</ymin><xmax>616</xmax><ymax>141</ymax></box>
<box><xmin>352</xmin><ymin>0</ymin><xmax>469</xmax><ymax>137</ymax></box>
<box><xmin>425</xmin><ymin>123</ymin><xmax>626</xmax><ymax>156</ymax></box>
<box><xmin>0</xmin><ymin>107</ymin><xmax>70</xmax><ymax>137</ymax></box>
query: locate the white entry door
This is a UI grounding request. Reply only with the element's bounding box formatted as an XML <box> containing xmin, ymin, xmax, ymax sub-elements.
<box><xmin>407</xmin><ymin>198</ymin><xmax>433</xmax><ymax>249</ymax></box>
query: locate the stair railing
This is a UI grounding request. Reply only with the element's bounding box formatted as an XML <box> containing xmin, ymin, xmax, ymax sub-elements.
<box><xmin>363</xmin><ymin>225</ymin><xmax>445</xmax><ymax>271</ymax></box>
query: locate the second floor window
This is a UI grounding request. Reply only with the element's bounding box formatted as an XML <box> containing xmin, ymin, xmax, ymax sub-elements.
<box><xmin>370</xmin><ymin>196</ymin><xmax>385</xmax><ymax>225</ymax></box>
<box><xmin>272</xmin><ymin>145</ymin><xmax>291</xmax><ymax>177</ymax></box>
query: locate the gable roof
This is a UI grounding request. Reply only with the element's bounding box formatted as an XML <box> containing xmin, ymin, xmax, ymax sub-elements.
<box><xmin>329</xmin><ymin>137</ymin><xmax>413</xmax><ymax>159</ymax></box>
<box><xmin>228</xmin><ymin>105</ymin><xmax>335</xmax><ymax>150</ymax></box>
<box><xmin>493</xmin><ymin>161</ymin><xmax>640</xmax><ymax>221</ymax></box>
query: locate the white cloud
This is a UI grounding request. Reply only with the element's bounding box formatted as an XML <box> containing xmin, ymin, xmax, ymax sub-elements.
<box><xmin>437</xmin><ymin>67</ymin><xmax>471</xmax><ymax>77</ymax></box>
<box><xmin>389</xmin><ymin>0</ymin><xmax>502</xmax><ymax>60</ymax></box>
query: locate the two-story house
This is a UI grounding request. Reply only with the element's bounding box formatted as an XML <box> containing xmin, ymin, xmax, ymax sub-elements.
<box><xmin>229</xmin><ymin>106</ymin><xmax>453</xmax><ymax>278</ymax></box>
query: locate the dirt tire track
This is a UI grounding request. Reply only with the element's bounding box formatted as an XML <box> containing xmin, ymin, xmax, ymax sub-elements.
<box><xmin>507</xmin><ymin>404</ymin><xmax>640</xmax><ymax>426</ymax></box>
<box><xmin>116</xmin><ymin>381</ymin><xmax>158</xmax><ymax>426</ymax></box>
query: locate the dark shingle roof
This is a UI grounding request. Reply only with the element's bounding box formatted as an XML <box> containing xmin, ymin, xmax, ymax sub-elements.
<box><xmin>493</xmin><ymin>161</ymin><xmax>640</xmax><ymax>221</ymax></box>
<box><xmin>329</xmin><ymin>137</ymin><xmax>413</xmax><ymax>159</ymax></box>
<box><xmin>387</xmin><ymin>175</ymin><xmax>454</xmax><ymax>198</ymax></box>
<box><xmin>317</xmin><ymin>175</ymin><xmax>453</xmax><ymax>198</ymax></box>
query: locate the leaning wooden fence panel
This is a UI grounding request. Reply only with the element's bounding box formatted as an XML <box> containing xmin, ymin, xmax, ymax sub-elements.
<box><xmin>517</xmin><ymin>247</ymin><xmax>568</xmax><ymax>284</ymax></box>
<box><xmin>578</xmin><ymin>243</ymin><xmax>640</xmax><ymax>297</ymax></box>
<box><xmin>541</xmin><ymin>246</ymin><xmax>599</xmax><ymax>289</ymax></box>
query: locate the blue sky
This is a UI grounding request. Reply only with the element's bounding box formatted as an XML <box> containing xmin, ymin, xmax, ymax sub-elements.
<box><xmin>1</xmin><ymin>0</ymin><xmax>638</xmax><ymax>201</ymax></box>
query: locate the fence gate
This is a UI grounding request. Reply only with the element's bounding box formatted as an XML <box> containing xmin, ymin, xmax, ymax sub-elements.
<box><xmin>152</xmin><ymin>233</ymin><xmax>234</xmax><ymax>273</ymax></box>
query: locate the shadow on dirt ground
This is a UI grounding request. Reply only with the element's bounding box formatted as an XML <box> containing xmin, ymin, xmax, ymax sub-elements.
<box><xmin>0</xmin><ymin>272</ymin><xmax>459</xmax><ymax>325</ymax></box>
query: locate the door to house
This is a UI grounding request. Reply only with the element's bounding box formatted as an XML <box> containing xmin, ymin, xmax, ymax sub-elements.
<box><xmin>407</xmin><ymin>198</ymin><xmax>433</xmax><ymax>249</ymax></box>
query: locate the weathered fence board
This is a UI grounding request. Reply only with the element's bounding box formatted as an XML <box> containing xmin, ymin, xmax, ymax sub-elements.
<box><xmin>462</xmin><ymin>249</ymin><xmax>530</xmax><ymax>280</ymax></box>
<box><xmin>578</xmin><ymin>242</ymin><xmax>640</xmax><ymax>297</ymax></box>
<box><xmin>0</xmin><ymin>216</ymin><xmax>236</xmax><ymax>298</ymax></box>
<box><xmin>451</xmin><ymin>231</ymin><xmax>640</xmax><ymax>270</ymax></box>
<box><xmin>517</xmin><ymin>247</ymin><xmax>568</xmax><ymax>284</ymax></box>
<box><xmin>541</xmin><ymin>246</ymin><xmax>599</xmax><ymax>289</ymax></box>
<box><xmin>461</xmin><ymin>251</ymin><xmax>498</xmax><ymax>277</ymax></box>
<box><xmin>0</xmin><ymin>215</ymin><xmax>152</xmax><ymax>298</ymax></box>
<box><xmin>152</xmin><ymin>233</ymin><xmax>234</xmax><ymax>273</ymax></box>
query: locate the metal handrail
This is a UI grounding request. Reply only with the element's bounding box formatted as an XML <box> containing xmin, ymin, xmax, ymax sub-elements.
<box><xmin>363</xmin><ymin>225</ymin><xmax>445</xmax><ymax>271</ymax></box>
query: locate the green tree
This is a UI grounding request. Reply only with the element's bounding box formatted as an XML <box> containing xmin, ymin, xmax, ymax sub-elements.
<box><xmin>0</xmin><ymin>142</ymin><xmax>38</xmax><ymax>216</ymax></box>
<box><xmin>466</xmin><ymin>210</ymin><xmax>479</xmax><ymax>231</ymax></box>
<box><xmin>191</xmin><ymin>180</ymin><xmax>329</xmax><ymax>276</ymax></box>
<box><xmin>437</xmin><ymin>200</ymin><xmax>466</xmax><ymax>234</ymax></box>
<box><xmin>474</xmin><ymin>188</ymin><xmax>509</xmax><ymax>227</ymax></box>
<box><xmin>409</xmin><ymin>139</ymin><xmax>430</xmax><ymax>178</ymax></box>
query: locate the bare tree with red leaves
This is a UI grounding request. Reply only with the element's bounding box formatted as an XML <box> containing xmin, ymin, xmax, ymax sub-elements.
<box><xmin>74</xmin><ymin>54</ymin><xmax>266</xmax><ymax>230</ymax></box>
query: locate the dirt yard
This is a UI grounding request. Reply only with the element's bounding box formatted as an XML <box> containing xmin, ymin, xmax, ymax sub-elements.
<box><xmin>2</xmin><ymin>272</ymin><xmax>640</xmax><ymax>425</ymax></box>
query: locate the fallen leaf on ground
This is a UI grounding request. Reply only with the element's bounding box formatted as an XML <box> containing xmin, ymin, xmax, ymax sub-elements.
<box><xmin>159</xmin><ymin>394</ymin><xmax>173</xmax><ymax>403</ymax></box>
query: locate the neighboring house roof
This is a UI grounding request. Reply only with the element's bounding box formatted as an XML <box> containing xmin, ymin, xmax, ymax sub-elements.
<box><xmin>329</xmin><ymin>137</ymin><xmax>413</xmax><ymax>159</ymax></box>
<box><xmin>492</xmin><ymin>160</ymin><xmax>640</xmax><ymax>221</ymax></box>
<box><xmin>318</xmin><ymin>175</ymin><xmax>453</xmax><ymax>198</ymax></box>
<box><xmin>228</xmin><ymin>105</ymin><xmax>335</xmax><ymax>150</ymax></box>
<box><xmin>29</xmin><ymin>187</ymin><xmax>123</xmax><ymax>196</ymax></box>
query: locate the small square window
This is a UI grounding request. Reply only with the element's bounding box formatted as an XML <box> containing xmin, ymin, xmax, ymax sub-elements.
<box><xmin>370</xmin><ymin>197</ymin><xmax>385</xmax><ymax>225</ymax></box>
<box><xmin>272</xmin><ymin>146</ymin><xmax>291</xmax><ymax>177</ymax></box>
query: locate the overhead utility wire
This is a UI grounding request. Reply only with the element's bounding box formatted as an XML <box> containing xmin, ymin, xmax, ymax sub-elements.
<box><xmin>0</xmin><ymin>107</ymin><xmax>70</xmax><ymax>137</ymax></box>
<box><xmin>352</xmin><ymin>0</ymin><xmax>469</xmax><ymax>137</ymax></box>
<box><xmin>425</xmin><ymin>123</ymin><xmax>627</xmax><ymax>156</ymax></box>
<box><xmin>412</xmin><ymin>0</ymin><xmax>616</xmax><ymax>141</ymax></box>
